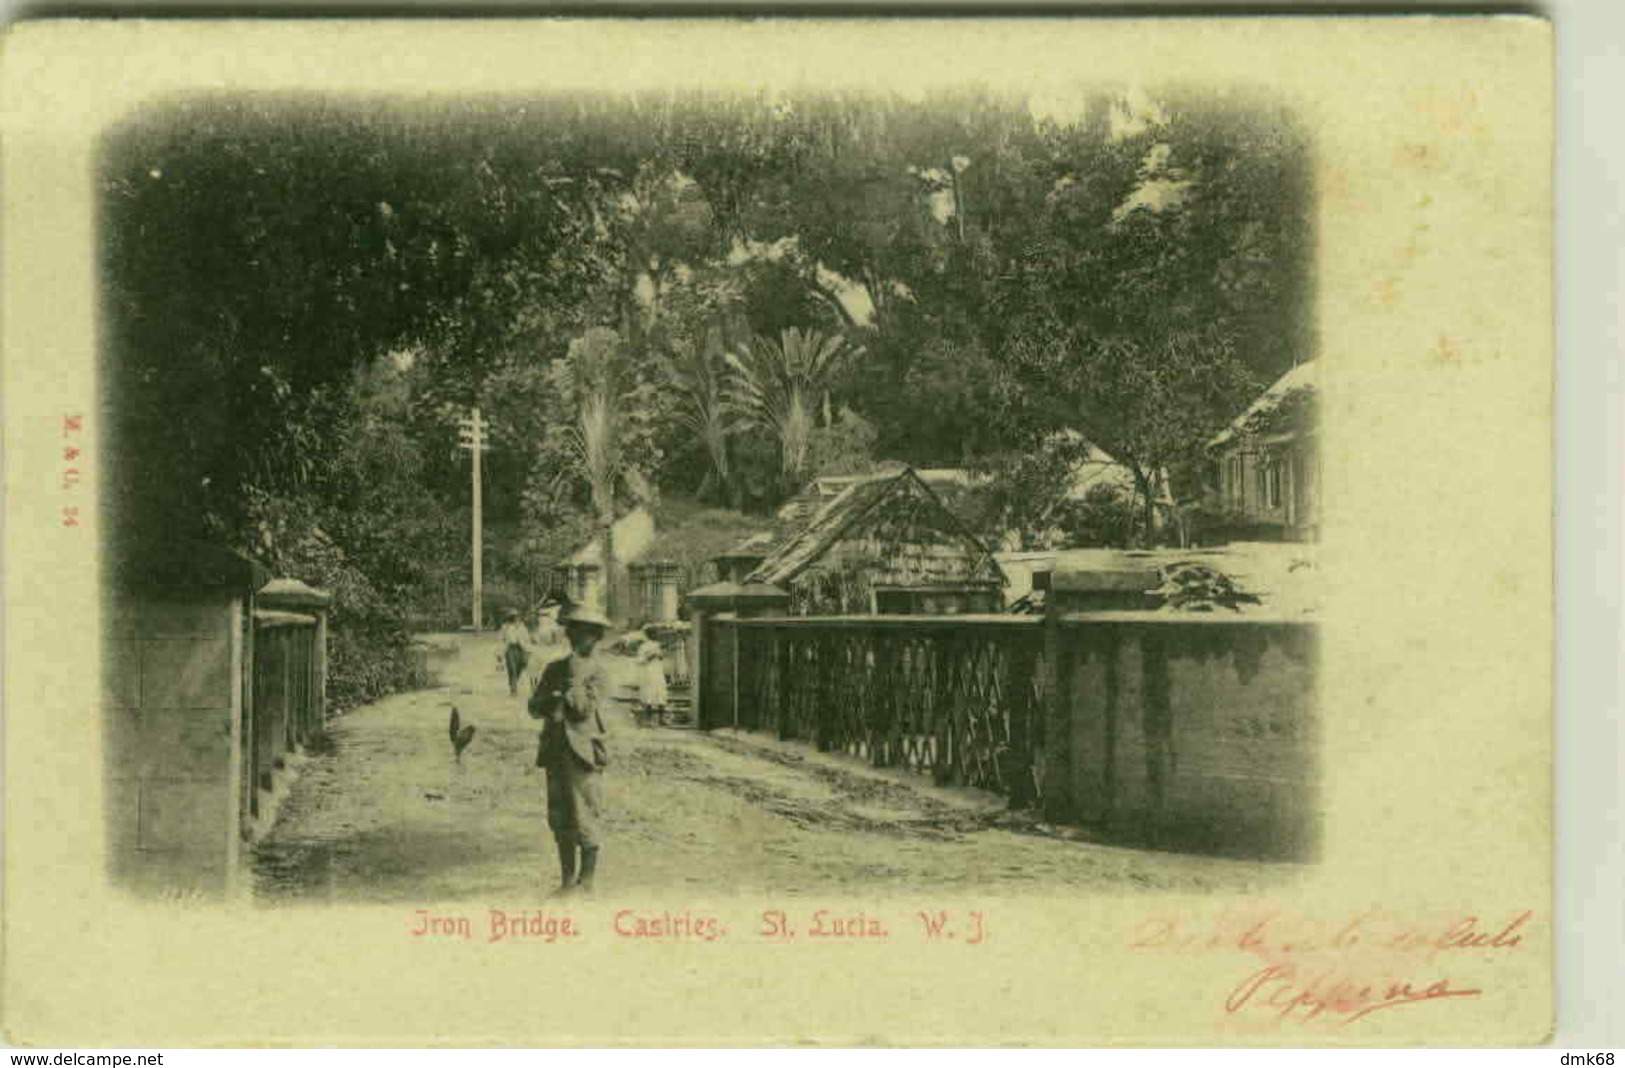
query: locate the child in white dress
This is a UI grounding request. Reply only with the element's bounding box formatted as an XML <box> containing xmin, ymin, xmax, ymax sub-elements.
<box><xmin>635</xmin><ymin>631</ymin><xmax>669</xmax><ymax>725</ymax></box>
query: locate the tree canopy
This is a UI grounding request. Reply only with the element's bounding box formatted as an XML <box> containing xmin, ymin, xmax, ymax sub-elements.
<box><xmin>102</xmin><ymin>86</ymin><xmax>1312</xmax><ymax>695</ymax></box>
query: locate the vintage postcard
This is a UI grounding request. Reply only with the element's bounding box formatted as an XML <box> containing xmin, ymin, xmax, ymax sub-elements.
<box><xmin>1</xmin><ymin>16</ymin><xmax>1551</xmax><ymax>1046</ymax></box>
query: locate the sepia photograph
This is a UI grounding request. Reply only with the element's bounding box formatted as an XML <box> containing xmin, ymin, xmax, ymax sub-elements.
<box><xmin>99</xmin><ymin>85</ymin><xmax>1319</xmax><ymax>904</ymax></box>
<box><xmin>2</xmin><ymin>16</ymin><xmax>1554</xmax><ymax>1046</ymax></box>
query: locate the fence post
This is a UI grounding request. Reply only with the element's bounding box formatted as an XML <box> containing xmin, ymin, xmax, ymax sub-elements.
<box><xmin>730</xmin><ymin>618</ymin><xmax>741</xmax><ymax>731</ymax></box>
<box><xmin>1041</xmin><ymin>600</ymin><xmax>1074</xmax><ymax>823</ymax></box>
<box><xmin>682</xmin><ymin>581</ymin><xmax>750</xmax><ymax>730</ymax></box>
<box><xmin>734</xmin><ymin>584</ymin><xmax>788</xmax><ymax>736</ymax></box>
<box><xmin>690</xmin><ymin>605</ymin><xmax>709</xmax><ymax>728</ymax></box>
<box><xmin>776</xmin><ymin>626</ymin><xmax>793</xmax><ymax>742</ymax></box>
<box><xmin>283</xmin><ymin>632</ymin><xmax>295</xmax><ymax>751</ymax></box>
<box><xmin>257</xmin><ymin>577</ymin><xmax>333</xmax><ymax>744</ymax></box>
<box><xmin>1005</xmin><ymin>634</ymin><xmax>1041</xmax><ymax>810</ymax></box>
<box><xmin>1140</xmin><ymin>628</ymin><xmax>1172</xmax><ymax>844</ymax></box>
<box><xmin>932</xmin><ymin>633</ymin><xmax>955</xmax><ymax>786</ymax></box>
<box><xmin>293</xmin><ymin>633</ymin><xmax>306</xmax><ymax>747</ymax></box>
<box><xmin>866</xmin><ymin>630</ymin><xmax>884</xmax><ymax>768</ymax></box>
<box><xmin>314</xmin><ymin>605</ymin><xmax>328</xmax><ymax>727</ymax></box>
<box><xmin>710</xmin><ymin>613</ymin><xmax>739</xmax><ymax>733</ymax></box>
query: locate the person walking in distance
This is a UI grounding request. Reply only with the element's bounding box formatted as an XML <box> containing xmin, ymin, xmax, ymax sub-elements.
<box><xmin>499</xmin><ymin>609</ymin><xmax>532</xmax><ymax>697</ymax></box>
<box><xmin>532</xmin><ymin>599</ymin><xmax>564</xmax><ymax>653</ymax></box>
<box><xmin>528</xmin><ymin>604</ymin><xmax>612</xmax><ymax>894</ymax></box>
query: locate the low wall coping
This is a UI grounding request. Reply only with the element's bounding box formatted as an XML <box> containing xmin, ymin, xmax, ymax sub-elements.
<box><xmin>715</xmin><ymin>611</ymin><xmax>1315</xmax><ymax>630</ymax></box>
<box><xmin>686</xmin><ymin>581</ymin><xmax>788</xmax><ymax>610</ymax></box>
<box><xmin>1057</xmin><ymin>610</ymin><xmax>1317</xmax><ymax>628</ymax></box>
<box><xmin>254</xmin><ymin>609</ymin><xmax>319</xmax><ymax>629</ymax></box>
<box><xmin>726</xmin><ymin>613</ymin><xmax>1042</xmax><ymax>629</ymax></box>
<box><xmin>1048</xmin><ymin>568</ymin><xmax>1160</xmax><ymax>593</ymax></box>
<box><xmin>258</xmin><ymin>577</ymin><xmax>332</xmax><ymax>610</ymax></box>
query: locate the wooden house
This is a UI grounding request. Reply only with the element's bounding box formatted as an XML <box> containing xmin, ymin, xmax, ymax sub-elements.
<box><xmin>744</xmin><ymin>467</ymin><xmax>1006</xmax><ymax>615</ymax></box>
<box><xmin>1208</xmin><ymin>361</ymin><xmax>1319</xmax><ymax>542</ymax></box>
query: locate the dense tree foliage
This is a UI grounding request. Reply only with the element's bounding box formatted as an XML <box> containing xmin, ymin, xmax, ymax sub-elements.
<box><xmin>102</xmin><ymin>87</ymin><xmax>1311</xmax><ymax>702</ymax></box>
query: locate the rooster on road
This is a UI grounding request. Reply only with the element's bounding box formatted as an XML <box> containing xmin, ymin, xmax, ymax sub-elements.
<box><xmin>449</xmin><ymin>706</ymin><xmax>476</xmax><ymax>762</ymax></box>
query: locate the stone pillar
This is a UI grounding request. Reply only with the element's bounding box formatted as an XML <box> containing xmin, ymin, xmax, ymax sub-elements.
<box><xmin>654</xmin><ymin>562</ymin><xmax>682</xmax><ymax>622</ymax></box>
<box><xmin>1040</xmin><ymin>594</ymin><xmax>1079</xmax><ymax>819</ymax></box>
<box><xmin>627</xmin><ymin>563</ymin><xmax>649</xmax><ymax>622</ymax></box>
<box><xmin>724</xmin><ymin>584</ymin><xmax>788</xmax><ymax>735</ymax></box>
<box><xmin>258</xmin><ymin>577</ymin><xmax>333</xmax><ymax>739</ymax></box>
<box><xmin>315</xmin><ymin>606</ymin><xmax>329</xmax><ymax>725</ymax></box>
<box><xmin>688</xmin><ymin>606</ymin><xmax>710</xmax><ymax>726</ymax></box>
<box><xmin>683</xmin><ymin>582</ymin><xmax>789</xmax><ymax>731</ymax></box>
<box><xmin>683</xmin><ymin>582</ymin><xmax>740</xmax><ymax>730</ymax></box>
<box><xmin>577</xmin><ymin>563</ymin><xmax>603</xmax><ymax>611</ymax></box>
<box><xmin>732</xmin><ymin>583</ymin><xmax>790</xmax><ymax>619</ymax></box>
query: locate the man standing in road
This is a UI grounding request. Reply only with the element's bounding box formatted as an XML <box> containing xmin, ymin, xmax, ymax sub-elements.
<box><xmin>499</xmin><ymin>608</ymin><xmax>532</xmax><ymax>697</ymax></box>
<box><xmin>528</xmin><ymin>604</ymin><xmax>612</xmax><ymax>895</ymax></box>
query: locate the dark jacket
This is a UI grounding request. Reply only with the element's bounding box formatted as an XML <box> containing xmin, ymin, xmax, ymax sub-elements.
<box><xmin>528</xmin><ymin>653</ymin><xmax>608</xmax><ymax>769</ymax></box>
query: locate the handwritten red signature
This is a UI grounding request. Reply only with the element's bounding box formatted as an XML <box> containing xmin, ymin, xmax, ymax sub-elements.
<box><xmin>1225</xmin><ymin>962</ymin><xmax>1482</xmax><ymax>1025</ymax></box>
<box><xmin>1127</xmin><ymin>908</ymin><xmax>1533</xmax><ymax>1027</ymax></box>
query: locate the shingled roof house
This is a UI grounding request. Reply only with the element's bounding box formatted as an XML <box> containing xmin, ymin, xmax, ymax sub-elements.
<box><xmin>740</xmin><ymin>467</ymin><xmax>1006</xmax><ymax>615</ymax></box>
<box><xmin>1208</xmin><ymin>360</ymin><xmax>1319</xmax><ymax>542</ymax></box>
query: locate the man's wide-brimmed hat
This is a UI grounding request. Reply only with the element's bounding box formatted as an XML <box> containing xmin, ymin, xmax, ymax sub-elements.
<box><xmin>561</xmin><ymin>604</ymin><xmax>612</xmax><ymax>632</ymax></box>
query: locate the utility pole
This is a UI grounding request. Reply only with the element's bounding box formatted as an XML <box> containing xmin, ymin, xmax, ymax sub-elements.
<box><xmin>947</xmin><ymin>154</ymin><xmax>967</xmax><ymax>244</ymax></box>
<box><xmin>457</xmin><ymin>407</ymin><xmax>489</xmax><ymax>631</ymax></box>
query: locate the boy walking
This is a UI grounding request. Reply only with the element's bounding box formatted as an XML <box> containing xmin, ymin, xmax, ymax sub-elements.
<box><xmin>527</xmin><ymin>604</ymin><xmax>612</xmax><ymax>894</ymax></box>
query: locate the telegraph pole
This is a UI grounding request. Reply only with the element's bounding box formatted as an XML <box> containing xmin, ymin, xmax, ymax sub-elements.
<box><xmin>457</xmin><ymin>407</ymin><xmax>489</xmax><ymax>631</ymax></box>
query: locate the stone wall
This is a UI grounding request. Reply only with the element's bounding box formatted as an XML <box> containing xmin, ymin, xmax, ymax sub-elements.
<box><xmin>695</xmin><ymin>607</ymin><xmax>1318</xmax><ymax>859</ymax></box>
<box><xmin>1045</xmin><ymin>616</ymin><xmax>1317</xmax><ymax>858</ymax></box>
<box><xmin>103</xmin><ymin>591</ymin><xmax>244</xmax><ymax>895</ymax></box>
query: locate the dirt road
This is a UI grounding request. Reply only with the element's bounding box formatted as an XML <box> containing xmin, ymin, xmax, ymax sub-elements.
<box><xmin>253</xmin><ymin>632</ymin><xmax>1279</xmax><ymax>903</ymax></box>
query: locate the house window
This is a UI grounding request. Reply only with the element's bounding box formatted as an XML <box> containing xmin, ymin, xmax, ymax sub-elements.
<box><xmin>1227</xmin><ymin>456</ymin><xmax>1244</xmax><ymax>506</ymax></box>
<box><xmin>1262</xmin><ymin>455</ymin><xmax>1283</xmax><ymax>510</ymax></box>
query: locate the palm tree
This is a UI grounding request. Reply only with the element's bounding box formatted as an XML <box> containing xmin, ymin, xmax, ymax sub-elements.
<box><xmin>724</xmin><ymin>326</ymin><xmax>860</xmax><ymax>496</ymax></box>
<box><xmin>661</xmin><ymin>328</ymin><xmax>739</xmax><ymax>509</ymax></box>
<box><xmin>557</xmin><ymin>326</ymin><xmax>631</xmax><ymax>619</ymax></box>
